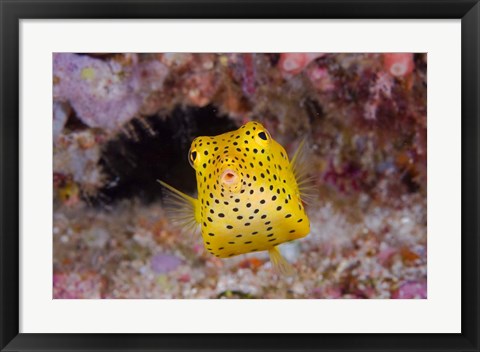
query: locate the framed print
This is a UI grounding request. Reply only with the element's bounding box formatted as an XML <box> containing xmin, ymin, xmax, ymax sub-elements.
<box><xmin>1</xmin><ymin>0</ymin><xmax>479</xmax><ymax>351</ymax></box>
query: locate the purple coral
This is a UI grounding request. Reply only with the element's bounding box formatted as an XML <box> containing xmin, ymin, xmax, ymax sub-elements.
<box><xmin>150</xmin><ymin>253</ymin><xmax>182</xmax><ymax>274</ymax></box>
<box><xmin>53</xmin><ymin>53</ymin><xmax>168</xmax><ymax>131</ymax></box>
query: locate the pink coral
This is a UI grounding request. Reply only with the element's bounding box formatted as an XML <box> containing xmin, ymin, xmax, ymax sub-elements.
<box><xmin>306</xmin><ymin>65</ymin><xmax>335</xmax><ymax>92</ymax></box>
<box><xmin>392</xmin><ymin>281</ymin><xmax>427</xmax><ymax>299</ymax></box>
<box><xmin>383</xmin><ymin>53</ymin><xmax>414</xmax><ymax>77</ymax></box>
<box><xmin>278</xmin><ymin>53</ymin><xmax>326</xmax><ymax>75</ymax></box>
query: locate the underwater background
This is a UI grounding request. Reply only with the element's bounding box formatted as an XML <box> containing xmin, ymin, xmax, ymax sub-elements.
<box><xmin>53</xmin><ymin>53</ymin><xmax>427</xmax><ymax>299</ymax></box>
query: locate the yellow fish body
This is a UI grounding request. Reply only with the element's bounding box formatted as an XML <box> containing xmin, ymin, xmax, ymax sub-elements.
<box><xmin>159</xmin><ymin>121</ymin><xmax>311</xmax><ymax>275</ymax></box>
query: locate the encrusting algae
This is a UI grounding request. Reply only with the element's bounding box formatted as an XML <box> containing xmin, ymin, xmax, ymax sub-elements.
<box><xmin>159</xmin><ymin>121</ymin><xmax>311</xmax><ymax>275</ymax></box>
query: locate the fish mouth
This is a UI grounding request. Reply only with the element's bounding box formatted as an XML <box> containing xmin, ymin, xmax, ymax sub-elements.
<box><xmin>218</xmin><ymin>165</ymin><xmax>243</xmax><ymax>193</ymax></box>
<box><xmin>220</xmin><ymin>169</ymin><xmax>239</xmax><ymax>186</ymax></box>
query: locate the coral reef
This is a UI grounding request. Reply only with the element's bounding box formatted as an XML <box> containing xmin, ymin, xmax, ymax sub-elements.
<box><xmin>53</xmin><ymin>52</ymin><xmax>427</xmax><ymax>299</ymax></box>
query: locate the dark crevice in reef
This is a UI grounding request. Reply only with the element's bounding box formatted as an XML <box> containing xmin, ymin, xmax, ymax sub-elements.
<box><xmin>94</xmin><ymin>105</ymin><xmax>239</xmax><ymax>206</ymax></box>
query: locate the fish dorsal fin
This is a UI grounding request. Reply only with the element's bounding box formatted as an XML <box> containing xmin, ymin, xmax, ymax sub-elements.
<box><xmin>268</xmin><ymin>246</ymin><xmax>295</xmax><ymax>276</ymax></box>
<box><xmin>157</xmin><ymin>180</ymin><xmax>200</xmax><ymax>237</ymax></box>
<box><xmin>290</xmin><ymin>138</ymin><xmax>316</xmax><ymax>203</ymax></box>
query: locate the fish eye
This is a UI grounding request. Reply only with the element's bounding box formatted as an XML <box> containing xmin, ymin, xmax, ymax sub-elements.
<box><xmin>189</xmin><ymin>149</ymin><xmax>197</xmax><ymax>167</ymax></box>
<box><xmin>254</xmin><ymin>129</ymin><xmax>271</xmax><ymax>146</ymax></box>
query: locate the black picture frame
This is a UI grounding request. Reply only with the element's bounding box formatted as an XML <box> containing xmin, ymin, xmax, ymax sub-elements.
<box><xmin>1</xmin><ymin>1</ymin><xmax>479</xmax><ymax>351</ymax></box>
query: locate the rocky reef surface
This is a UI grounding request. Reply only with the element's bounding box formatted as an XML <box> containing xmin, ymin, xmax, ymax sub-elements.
<box><xmin>53</xmin><ymin>53</ymin><xmax>427</xmax><ymax>299</ymax></box>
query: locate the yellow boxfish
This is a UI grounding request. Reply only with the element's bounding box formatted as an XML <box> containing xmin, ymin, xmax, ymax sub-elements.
<box><xmin>159</xmin><ymin>121</ymin><xmax>311</xmax><ymax>275</ymax></box>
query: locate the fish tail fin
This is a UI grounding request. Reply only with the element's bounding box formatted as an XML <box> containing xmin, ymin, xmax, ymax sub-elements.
<box><xmin>157</xmin><ymin>180</ymin><xmax>200</xmax><ymax>238</ymax></box>
<box><xmin>268</xmin><ymin>246</ymin><xmax>295</xmax><ymax>277</ymax></box>
<box><xmin>291</xmin><ymin>138</ymin><xmax>317</xmax><ymax>204</ymax></box>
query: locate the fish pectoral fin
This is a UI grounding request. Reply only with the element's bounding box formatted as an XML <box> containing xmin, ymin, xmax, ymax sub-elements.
<box><xmin>268</xmin><ymin>246</ymin><xmax>295</xmax><ymax>277</ymax></box>
<box><xmin>157</xmin><ymin>180</ymin><xmax>200</xmax><ymax>236</ymax></box>
<box><xmin>290</xmin><ymin>137</ymin><xmax>316</xmax><ymax>204</ymax></box>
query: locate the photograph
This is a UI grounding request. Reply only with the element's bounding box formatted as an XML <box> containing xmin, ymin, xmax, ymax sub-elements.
<box><xmin>2</xmin><ymin>0</ymin><xmax>478</xmax><ymax>349</ymax></box>
<box><xmin>52</xmin><ymin>52</ymin><xmax>427</xmax><ymax>299</ymax></box>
